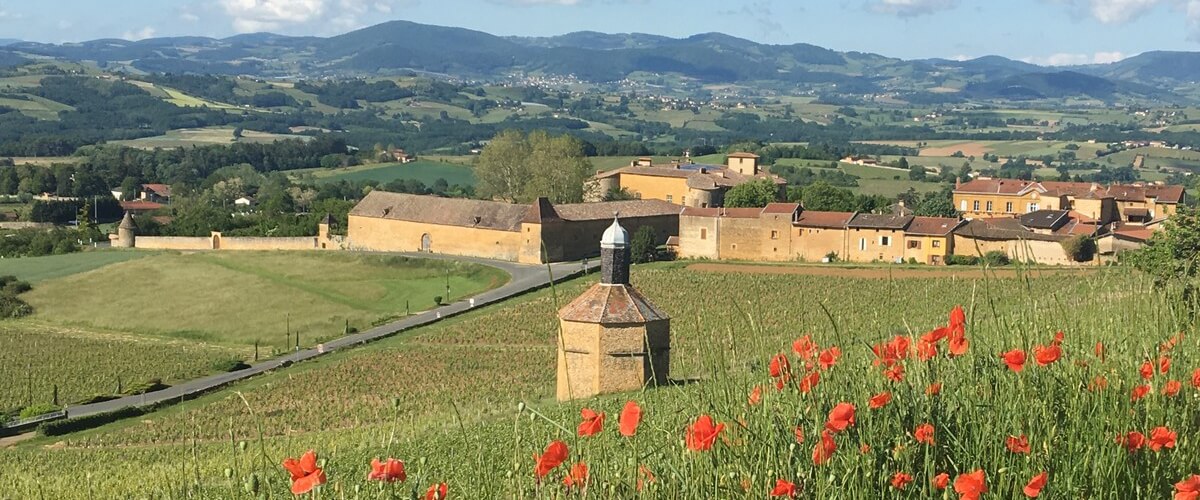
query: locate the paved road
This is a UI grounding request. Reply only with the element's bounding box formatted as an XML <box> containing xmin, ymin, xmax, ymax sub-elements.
<box><xmin>62</xmin><ymin>254</ymin><xmax>596</xmax><ymax>420</ymax></box>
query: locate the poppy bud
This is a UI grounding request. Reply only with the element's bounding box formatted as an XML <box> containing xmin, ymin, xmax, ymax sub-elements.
<box><xmin>223</xmin><ymin>468</ymin><xmax>233</xmax><ymax>479</ymax></box>
<box><xmin>517</xmin><ymin>402</ymin><xmax>526</xmax><ymax>413</ymax></box>
<box><xmin>237</xmin><ymin>441</ymin><xmax>247</xmax><ymax>452</ymax></box>
<box><xmin>789</xmin><ymin>443</ymin><xmax>796</xmax><ymax>453</ymax></box>
<box><xmin>244</xmin><ymin>473</ymin><xmax>259</xmax><ymax>494</ymax></box>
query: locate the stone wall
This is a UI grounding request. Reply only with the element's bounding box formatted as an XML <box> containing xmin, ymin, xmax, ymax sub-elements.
<box><xmin>794</xmin><ymin>227</ymin><xmax>847</xmax><ymax>262</ymax></box>
<box><xmin>544</xmin><ymin>215</ymin><xmax>679</xmax><ymax>263</ymax></box>
<box><xmin>347</xmin><ymin>215</ymin><xmax>525</xmax><ymax>261</ymax></box>
<box><xmin>134</xmin><ymin>236</ymin><xmax>213</xmax><ymax>250</ymax></box>
<box><xmin>218</xmin><ymin>237</ymin><xmax>317</xmax><ymax>251</ymax></box>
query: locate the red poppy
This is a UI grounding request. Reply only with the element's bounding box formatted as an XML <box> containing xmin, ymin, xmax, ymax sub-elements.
<box><xmin>818</xmin><ymin>347</ymin><xmax>841</xmax><ymax>370</ymax></box>
<box><xmin>859</xmin><ymin>443</ymin><xmax>871</xmax><ymax>454</ymax></box>
<box><xmin>891</xmin><ymin>472</ymin><xmax>914</xmax><ymax>490</ymax></box>
<box><xmin>1176</xmin><ymin>475</ymin><xmax>1200</xmax><ymax>500</ymax></box>
<box><xmin>1141</xmin><ymin>361</ymin><xmax>1155</xmax><ymax>380</ymax></box>
<box><xmin>933</xmin><ymin>473</ymin><xmax>950</xmax><ymax>490</ymax></box>
<box><xmin>1089</xmin><ymin>376</ymin><xmax>1108</xmax><ymax>391</ymax></box>
<box><xmin>883</xmin><ymin>363</ymin><xmax>905</xmax><ymax>382</ymax></box>
<box><xmin>1117</xmin><ymin>431</ymin><xmax>1146</xmax><ymax>452</ymax></box>
<box><xmin>794</xmin><ymin>425</ymin><xmax>804</xmax><ymax>444</ymax></box>
<box><xmin>685</xmin><ymin>415</ymin><xmax>725</xmax><ymax>451</ymax></box>
<box><xmin>1006</xmin><ymin>435</ymin><xmax>1031</xmax><ymax>454</ymax></box>
<box><xmin>954</xmin><ymin>470</ymin><xmax>987</xmax><ymax>500</ymax></box>
<box><xmin>798</xmin><ymin>370</ymin><xmax>820</xmax><ymax>393</ymax></box>
<box><xmin>873</xmin><ymin>336</ymin><xmax>911</xmax><ymax>366</ymax></box>
<box><xmin>769</xmin><ymin>354</ymin><xmax>792</xmax><ymax>379</ymax></box>
<box><xmin>1000</xmin><ymin>349</ymin><xmax>1026</xmax><ymax>373</ymax></box>
<box><xmin>793</xmin><ymin>335</ymin><xmax>817</xmax><ymax>359</ymax></box>
<box><xmin>562</xmin><ymin>463</ymin><xmax>588</xmax><ymax>489</ymax></box>
<box><xmin>423</xmin><ymin>483</ymin><xmax>448</xmax><ymax>500</ymax></box>
<box><xmin>534</xmin><ymin>441</ymin><xmax>569</xmax><ymax>478</ymax></box>
<box><xmin>811</xmin><ymin>430</ymin><xmax>836</xmax><ymax>465</ymax></box>
<box><xmin>949</xmin><ymin>305</ymin><xmax>966</xmax><ymax>329</ymax></box>
<box><xmin>926</xmin><ymin>383</ymin><xmax>943</xmax><ymax>396</ymax></box>
<box><xmin>914</xmin><ymin>423</ymin><xmax>935</xmax><ymax>445</ymax></box>
<box><xmin>1032</xmin><ymin>344</ymin><xmax>1061</xmax><ymax>366</ymax></box>
<box><xmin>368</xmin><ymin>458</ymin><xmax>407</xmax><ymax>483</ymax></box>
<box><xmin>635</xmin><ymin>465</ymin><xmax>656</xmax><ymax>492</ymax></box>
<box><xmin>825</xmin><ymin>403</ymin><xmax>856</xmax><ymax>433</ymax></box>
<box><xmin>748</xmin><ymin>386</ymin><xmax>762</xmax><ymax>406</ymax></box>
<box><xmin>282</xmin><ymin>450</ymin><xmax>327</xmax><ymax>495</ymax></box>
<box><xmin>922</xmin><ymin>326</ymin><xmax>949</xmax><ymax>344</ymax></box>
<box><xmin>1164</xmin><ymin>380</ymin><xmax>1182</xmax><ymax>397</ymax></box>
<box><xmin>1150</xmin><ymin>426</ymin><xmax>1177</xmax><ymax>452</ymax></box>
<box><xmin>1194</xmin><ymin>368</ymin><xmax>1200</xmax><ymax>389</ymax></box>
<box><xmin>948</xmin><ymin>333</ymin><xmax>969</xmax><ymax>357</ymax></box>
<box><xmin>1023</xmin><ymin>471</ymin><xmax>1048</xmax><ymax>498</ymax></box>
<box><xmin>869</xmin><ymin>391</ymin><xmax>892</xmax><ymax>410</ymax></box>
<box><xmin>769</xmin><ymin>479</ymin><xmax>796</xmax><ymax>498</ymax></box>
<box><xmin>916</xmin><ymin>340</ymin><xmax>938</xmax><ymax>361</ymax></box>
<box><xmin>577</xmin><ymin>409</ymin><xmax>605</xmax><ymax>437</ymax></box>
<box><xmin>1160</xmin><ymin>356</ymin><xmax>1172</xmax><ymax>374</ymax></box>
<box><xmin>1052</xmin><ymin>331</ymin><xmax>1064</xmax><ymax>345</ymax></box>
<box><xmin>1094</xmin><ymin>342</ymin><xmax>1105</xmax><ymax>361</ymax></box>
<box><xmin>619</xmin><ymin>401</ymin><xmax>641</xmax><ymax>437</ymax></box>
<box><xmin>1132</xmin><ymin>384</ymin><xmax>1151</xmax><ymax>401</ymax></box>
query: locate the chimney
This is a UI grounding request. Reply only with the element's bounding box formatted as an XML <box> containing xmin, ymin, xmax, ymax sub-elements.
<box><xmin>956</xmin><ymin>177</ymin><xmax>961</xmax><ymax>189</ymax></box>
<box><xmin>599</xmin><ymin>214</ymin><xmax>630</xmax><ymax>285</ymax></box>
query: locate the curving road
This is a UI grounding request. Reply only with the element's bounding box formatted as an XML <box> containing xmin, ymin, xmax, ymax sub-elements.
<box><xmin>61</xmin><ymin>254</ymin><xmax>596</xmax><ymax>420</ymax></box>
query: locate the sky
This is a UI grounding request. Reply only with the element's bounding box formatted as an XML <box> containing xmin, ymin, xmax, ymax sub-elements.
<box><xmin>1</xmin><ymin>0</ymin><xmax>1199</xmax><ymax>64</ymax></box>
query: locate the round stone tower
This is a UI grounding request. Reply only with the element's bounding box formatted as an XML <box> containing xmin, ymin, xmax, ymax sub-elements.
<box><xmin>117</xmin><ymin>212</ymin><xmax>136</xmax><ymax>248</ymax></box>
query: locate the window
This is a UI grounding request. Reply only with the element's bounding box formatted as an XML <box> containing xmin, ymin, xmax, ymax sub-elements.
<box><xmin>666</xmin><ymin>195</ymin><xmax>673</xmax><ymax>203</ymax></box>
<box><xmin>986</xmin><ymin>201</ymin><xmax>993</xmax><ymax>212</ymax></box>
<box><xmin>1005</xmin><ymin>202</ymin><xmax>1013</xmax><ymax>213</ymax></box>
<box><xmin>973</xmin><ymin>200</ymin><xmax>980</xmax><ymax>211</ymax></box>
<box><xmin>770</xmin><ymin>230</ymin><xmax>779</xmax><ymax>240</ymax></box>
<box><xmin>907</xmin><ymin>240</ymin><xmax>921</xmax><ymax>249</ymax></box>
<box><xmin>859</xmin><ymin>238</ymin><xmax>866</xmax><ymax>251</ymax></box>
<box><xmin>880</xmin><ymin>236</ymin><xmax>891</xmax><ymax>246</ymax></box>
<box><xmin>932</xmin><ymin>240</ymin><xmax>942</xmax><ymax>248</ymax></box>
<box><xmin>960</xmin><ymin>200</ymin><xmax>968</xmax><ymax>211</ymax></box>
<box><xmin>1027</xmin><ymin>203</ymin><xmax>1039</xmax><ymax>213</ymax></box>
<box><xmin>700</xmin><ymin>228</ymin><xmax>707</xmax><ymax>240</ymax></box>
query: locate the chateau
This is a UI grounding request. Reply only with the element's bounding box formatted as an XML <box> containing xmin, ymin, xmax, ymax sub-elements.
<box><xmin>588</xmin><ymin>153</ymin><xmax>786</xmax><ymax>207</ymax></box>
<box><xmin>952</xmin><ymin>177</ymin><xmax>1184</xmax><ymax>223</ymax></box>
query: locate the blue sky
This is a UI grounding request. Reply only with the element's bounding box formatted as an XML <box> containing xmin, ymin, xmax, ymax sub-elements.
<box><xmin>2</xmin><ymin>0</ymin><xmax>1198</xmax><ymax>64</ymax></box>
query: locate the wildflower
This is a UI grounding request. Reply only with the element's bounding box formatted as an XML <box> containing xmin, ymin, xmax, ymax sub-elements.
<box><xmin>1132</xmin><ymin>384</ymin><xmax>1151</xmax><ymax>401</ymax></box>
<box><xmin>1175</xmin><ymin>475</ymin><xmax>1200</xmax><ymax>500</ymax></box>
<box><xmin>282</xmin><ymin>450</ymin><xmax>327</xmax><ymax>495</ymax></box>
<box><xmin>534</xmin><ymin>441</ymin><xmax>569</xmax><ymax>478</ymax></box>
<box><xmin>562</xmin><ymin>463</ymin><xmax>588</xmax><ymax>489</ymax></box>
<box><xmin>889</xmin><ymin>472</ymin><xmax>913</xmax><ymax>490</ymax></box>
<box><xmin>883</xmin><ymin>363</ymin><xmax>905</xmax><ymax>382</ymax></box>
<box><xmin>798</xmin><ymin>370</ymin><xmax>820</xmax><ymax>393</ymax></box>
<box><xmin>1094</xmin><ymin>342</ymin><xmax>1104</xmax><ymax>361</ymax></box>
<box><xmin>685</xmin><ymin>415</ymin><xmax>725</xmax><ymax>451</ymax></box>
<box><xmin>423</xmin><ymin>483</ymin><xmax>448</xmax><ymax>500</ymax></box>
<box><xmin>1164</xmin><ymin>380</ymin><xmax>1182</xmax><ymax>397</ymax></box>
<box><xmin>619</xmin><ymin>401</ymin><xmax>641</xmax><ymax>437</ymax></box>
<box><xmin>954</xmin><ymin>469</ymin><xmax>987</xmax><ymax>500</ymax></box>
<box><xmin>1117</xmin><ymin>431</ymin><xmax>1146</xmax><ymax>452</ymax></box>
<box><xmin>793</xmin><ymin>335</ymin><xmax>816</xmax><ymax>359</ymax></box>
<box><xmin>1052</xmin><ymin>331</ymin><xmax>1065</xmax><ymax>345</ymax></box>
<box><xmin>577</xmin><ymin>409</ymin><xmax>604</xmax><ymax>437</ymax></box>
<box><xmin>812</xmin><ymin>430</ymin><xmax>836</xmax><ymax>465</ymax></box>
<box><xmin>926</xmin><ymin>383</ymin><xmax>942</xmax><ymax>396</ymax></box>
<box><xmin>1089</xmin><ymin>376</ymin><xmax>1108</xmax><ymax>391</ymax></box>
<box><xmin>914</xmin><ymin>423</ymin><xmax>935</xmax><ymax>445</ymax></box>
<box><xmin>922</xmin><ymin>325</ymin><xmax>948</xmax><ymax>343</ymax></box>
<box><xmin>1033</xmin><ymin>344</ymin><xmax>1061</xmax><ymax>366</ymax></box>
<box><xmin>1000</xmin><ymin>349</ymin><xmax>1026</xmax><ymax>372</ymax></box>
<box><xmin>769</xmin><ymin>354</ymin><xmax>792</xmax><ymax>389</ymax></box>
<box><xmin>932</xmin><ymin>473</ymin><xmax>950</xmax><ymax>490</ymax></box>
<box><xmin>859</xmin><ymin>443</ymin><xmax>870</xmax><ymax>454</ymax></box>
<box><xmin>1193</xmin><ymin>368</ymin><xmax>1200</xmax><ymax>389</ymax></box>
<box><xmin>1005</xmin><ymin>435</ymin><xmax>1031</xmax><ymax>454</ymax></box>
<box><xmin>1161</xmin><ymin>356</ymin><xmax>1172</xmax><ymax>374</ymax></box>
<box><xmin>948</xmin><ymin>333</ymin><xmax>970</xmax><ymax>357</ymax></box>
<box><xmin>1141</xmin><ymin>361</ymin><xmax>1155</xmax><ymax>380</ymax></box>
<box><xmin>769</xmin><ymin>479</ymin><xmax>796</xmax><ymax>498</ymax></box>
<box><xmin>748</xmin><ymin>386</ymin><xmax>762</xmax><ymax>406</ymax></box>
<box><xmin>635</xmin><ymin>465</ymin><xmax>656</xmax><ymax>492</ymax></box>
<box><xmin>794</xmin><ymin>425</ymin><xmax>804</xmax><ymax>444</ymax></box>
<box><xmin>367</xmin><ymin>458</ymin><xmax>406</xmax><ymax>483</ymax></box>
<box><xmin>1150</xmin><ymin>426</ymin><xmax>1177</xmax><ymax>452</ymax></box>
<box><xmin>916</xmin><ymin>340</ymin><xmax>938</xmax><ymax>361</ymax></box>
<box><xmin>869</xmin><ymin>391</ymin><xmax>892</xmax><ymax>410</ymax></box>
<box><xmin>825</xmin><ymin>403</ymin><xmax>856</xmax><ymax>433</ymax></box>
<box><xmin>1023</xmin><ymin>471</ymin><xmax>1048</xmax><ymax>498</ymax></box>
<box><xmin>818</xmin><ymin>346</ymin><xmax>841</xmax><ymax>370</ymax></box>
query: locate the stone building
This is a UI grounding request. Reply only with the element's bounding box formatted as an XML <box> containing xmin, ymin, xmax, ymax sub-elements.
<box><xmin>116</xmin><ymin>212</ymin><xmax>136</xmax><ymax>248</ymax></box>
<box><xmin>588</xmin><ymin>154</ymin><xmax>786</xmax><ymax>208</ymax></box>
<box><xmin>556</xmin><ymin>217</ymin><xmax>670</xmax><ymax>401</ymax></box>
<box><xmin>953</xmin><ymin>177</ymin><xmax>1185</xmax><ymax>223</ymax></box>
<box><xmin>346</xmin><ymin>191</ymin><xmax>680</xmax><ymax>264</ymax></box>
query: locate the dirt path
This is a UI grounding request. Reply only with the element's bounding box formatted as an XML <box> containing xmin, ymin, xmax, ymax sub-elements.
<box><xmin>0</xmin><ymin>432</ymin><xmax>36</xmax><ymax>448</ymax></box>
<box><xmin>686</xmin><ymin>263</ymin><xmax>1096</xmax><ymax>279</ymax></box>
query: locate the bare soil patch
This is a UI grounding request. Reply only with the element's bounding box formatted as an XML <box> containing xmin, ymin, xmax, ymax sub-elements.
<box><xmin>921</xmin><ymin>142</ymin><xmax>992</xmax><ymax>157</ymax></box>
<box><xmin>686</xmin><ymin>263</ymin><xmax>1095</xmax><ymax>280</ymax></box>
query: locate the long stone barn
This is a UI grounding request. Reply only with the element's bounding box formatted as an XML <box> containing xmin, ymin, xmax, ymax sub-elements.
<box><xmin>346</xmin><ymin>191</ymin><xmax>681</xmax><ymax>264</ymax></box>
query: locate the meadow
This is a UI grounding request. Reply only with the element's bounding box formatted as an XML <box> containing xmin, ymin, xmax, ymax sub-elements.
<box><xmin>0</xmin><ymin>251</ymin><xmax>148</xmax><ymax>283</ymax></box>
<box><xmin>293</xmin><ymin>160</ymin><xmax>476</xmax><ymax>187</ymax></box>
<box><xmin>2</xmin><ymin>263</ymin><xmax>1195</xmax><ymax>498</ymax></box>
<box><xmin>110</xmin><ymin>127</ymin><xmax>309</xmax><ymax>149</ymax></box>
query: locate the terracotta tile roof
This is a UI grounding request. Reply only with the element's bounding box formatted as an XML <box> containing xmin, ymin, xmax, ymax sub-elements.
<box><xmin>762</xmin><ymin>203</ymin><xmax>800</xmax><ymax>214</ymax></box>
<box><xmin>141</xmin><ymin>183</ymin><xmax>172</xmax><ymax>197</ymax></box>
<box><xmin>906</xmin><ymin>217</ymin><xmax>962</xmax><ymax>236</ymax></box>
<box><xmin>555</xmin><ymin>199</ymin><xmax>680</xmax><ymax>221</ymax></box>
<box><xmin>795</xmin><ymin>210</ymin><xmax>854</xmax><ymax>229</ymax></box>
<box><xmin>959</xmin><ymin>179</ymin><xmax>1186</xmax><ymax>205</ymax></box>
<box><xmin>1112</xmin><ymin>226</ymin><xmax>1156</xmax><ymax>242</ymax></box>
<box><xmin>350</xmin><ymin>191</ymin><xmax>529</xmax><ymax>232</ymax></box>
<box><xmin>848</xmin><ymin>213</ymin><xmax>914</xmax><ymax>230</ymax></box>
<box><xmin>558</xmin><ymin>284</ymin><xmax>670</xmax><ymax>324</ymax></box>
<box><xmin>523</xmin><ymin>197</ymin><xmax>562</xmax><ymax>224</ymax></box>
<box><xmin>955</xmin><ymin>178</ymin><xmax>1040</xmax><ymax>195</ymax></box>
<box><xmin>120</xmin><ymin>200</ymin><xmax>165</xmax><ymax>211</ymax></box>
<box><xmin>727</xmin><ymin>152</ymin><xmax>761</xmax><ymax>159</ymax></box>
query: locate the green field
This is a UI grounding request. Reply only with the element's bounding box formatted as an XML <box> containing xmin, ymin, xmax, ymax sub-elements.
<box><xmin>111</xmin><ymin>127</ymin><xmax>308</xmax><ymax>149</ymax></box>
<box><xmin>4</xmin><ymin>264</ymin><xmax>1193</xmax><ymax>498</ymax></box>
<box><xmin>20</xmin><ymin>252</ymin><xmax>508</xmax><ymax>348</ymax></box>
<box><xmin>0</xmin><ymin>251</ymin><xmax>149</xmax><ymax>283</ymax></box>
<box><xmin>293</xmin><ymin>160</ymin><xmax>477</xmax><ymax>186</ymax></box>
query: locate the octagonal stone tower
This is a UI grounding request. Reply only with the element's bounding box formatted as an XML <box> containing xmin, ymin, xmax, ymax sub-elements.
<box><xmin>556</xmin><ymin>215</ymin><xmax>670</xmax><ymax>401</ymax></box>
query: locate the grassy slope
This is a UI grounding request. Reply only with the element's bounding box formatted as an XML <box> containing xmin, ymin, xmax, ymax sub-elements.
<box><xmin>0</xmin><ymin>251</ymin><xmax>149</xmax><ymax>283</ymax></box>
<box><xmin>4</xmin><ymin>264</ymin><xmax>1191</xmax><ymax>498</ymax></box>
<box><xmin>294</xmin><ymin>160</ymin><xmax>476</xmax><ymax>186</ymax></box>
<box><xmin>20</xmin><ymin>252</ymin><xmax>508</xmax><ymax>348</ymax></box>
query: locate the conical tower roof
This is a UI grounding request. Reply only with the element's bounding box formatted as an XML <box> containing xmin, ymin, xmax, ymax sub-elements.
<box><xmin>119</xmin><ymin>212</ymin><xmax>137</xmax><ymax>230</ymax></box>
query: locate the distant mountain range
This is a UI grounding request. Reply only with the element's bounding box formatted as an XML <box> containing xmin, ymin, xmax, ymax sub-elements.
<box><xmin>1</xmin><ymin>21</ymin><xmax>1198</xmax><ymax>103</ymax></box>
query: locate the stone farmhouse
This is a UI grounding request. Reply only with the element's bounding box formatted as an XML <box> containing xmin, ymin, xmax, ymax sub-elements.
<box><xmin>952</xmin><ymin>177</ymin><xmax>1184</xmax><ymax>223</ymax></box>
<box><xmin>345</xmin><ymin>191</ymin><xmax>680</xmax><ymax>264</ymax></box>
<box><xmin>588</xmin><ymin>153</ymin><xmax>786</xmax><ymax>207</ymax></box>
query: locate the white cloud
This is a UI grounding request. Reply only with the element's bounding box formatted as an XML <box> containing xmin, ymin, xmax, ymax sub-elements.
<box><xmin>1088</xmin><ymin>0</ymin><xmax>1160</xmax><ymax>23</ymax></box>
<box><xmin>218</xmin><ymin>0</ymin><xmax>402</xmax><ymax>33</ymax></box>
<box><xmin>868</xmin><ymin>0</ymin><xmax>959</xmax><ymax>17</ymax></box>
<box><xmin>122</xmin><ymin>26</ymin><xmax>157</xmax><ymax>41</ymax></box>
<box><xmin>1021</xmin><ymin>51</ymin><xmax>1128</xmax><ymax>66</ymax></box>
<box><xmin>1189</xmin><ymin>0</ymin><xmax>1200</xmax><ymax>40</ymax></box>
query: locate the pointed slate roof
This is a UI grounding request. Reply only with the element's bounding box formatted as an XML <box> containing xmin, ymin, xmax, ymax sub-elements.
<box><xmin>119</xmin><ymin>212</ymin><xmax>136</xmax><ymax>230</ymax></box>
<box><xmin>559</xmin><ymin>284</ymin><xmax>670</xmax><ymax>325</ymax></box>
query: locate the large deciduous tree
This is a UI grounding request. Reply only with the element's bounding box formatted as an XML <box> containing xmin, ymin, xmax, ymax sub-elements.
<box><xmin>724</xmin><ymin>179</ymin><xmax>779</xmax><ymax>208</ymax></box>
<box><xmin>475</xmin><ymin>130</ymin><xmax>592</xmax><ymax>204</ymax></box>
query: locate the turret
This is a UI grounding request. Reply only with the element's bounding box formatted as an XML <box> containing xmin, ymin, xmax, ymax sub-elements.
<box><xmin>117</xmin><ymin>212</ymin><xmax>136</xmax><ymax>248</ymax></box>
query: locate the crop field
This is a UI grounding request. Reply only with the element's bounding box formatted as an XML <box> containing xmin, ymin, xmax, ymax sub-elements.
<box><xmin>293</xmin><ymin>160</ymin><xmax>476</xmax><ymax>186</ymax></box>
<box><xmin>0</xmin><ymin>94</ymin><xmax>73</xmax><ymax>120</ymax></box>
<box><xmin>774</xmin><ymin>159</ymin><xmax>945</xmax><ymax>198</ymax></box>
<box><xmin>0</xmin><ymin>250</ymin><xmax>149</xmax><ymax>283</ymax></box>
<box><xmin>2</xmin><ymin>263</ymin><xmax>1195</xmax><ymax>498</ymax></box>
<box><xmin>20</xmin><ymin>252</ymin><xmax>508</xmax><ymax>348</ymax></box>
<box><xmin>111</xmin><ymin>127</ymin><xmax>308</xmax><ymax>149</ymax></box>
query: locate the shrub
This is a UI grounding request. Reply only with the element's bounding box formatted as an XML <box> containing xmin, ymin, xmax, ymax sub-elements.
<box><xmin>210</xmin><ymin>358</ymin><xmax>250</xmax><ymax>373</ymax></box>
<box><xmin>39</xmin><ymin>406</ymin><xmax>145</xmax><ymax>436</ymax></box>
<box><xmin>434</xmin><ymin>296</ymin><xmax>444</xmax><ymax>306</ymax></box>
<box><xmin>945</xmin><ymin>255</ymin><xmax>980</xmax><ymax>266</ymax></box>
<box><xmin>0</xmin><ymin>295</ymin><xmax>32</xmax><ymax>318</ymax></box>
<box><xmin>824</xmin><ymin>251</ymin><xmax>839</xmax><ymax>263</ymax></box>
<box><xmin>121</xmin><ymin>379</ymin><xmax>168</xmax><ymax>396</ymax></box>
<box><xmin>983</xmin><ymin>251</ymin><xmax>1011</xmax><ymax>266</ymax></box>
<box><xmin>1061</xmin><ymin>235</ymin><xmax>1097</xmax><ymax>263</ymax></box>
<box><xmin>18</xmin><ymin>403</ymin><xmax>60</xmax><ymax>420</ymax></box>
<box><xmin>630</xmin><ymin>226</ymin><xmax>658</xmax><ymax>264</ymax></box>
<box><xmin>2</xmin><ymin>280</ymin><xmax>31</xmax><ymax>295</ymax></box>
